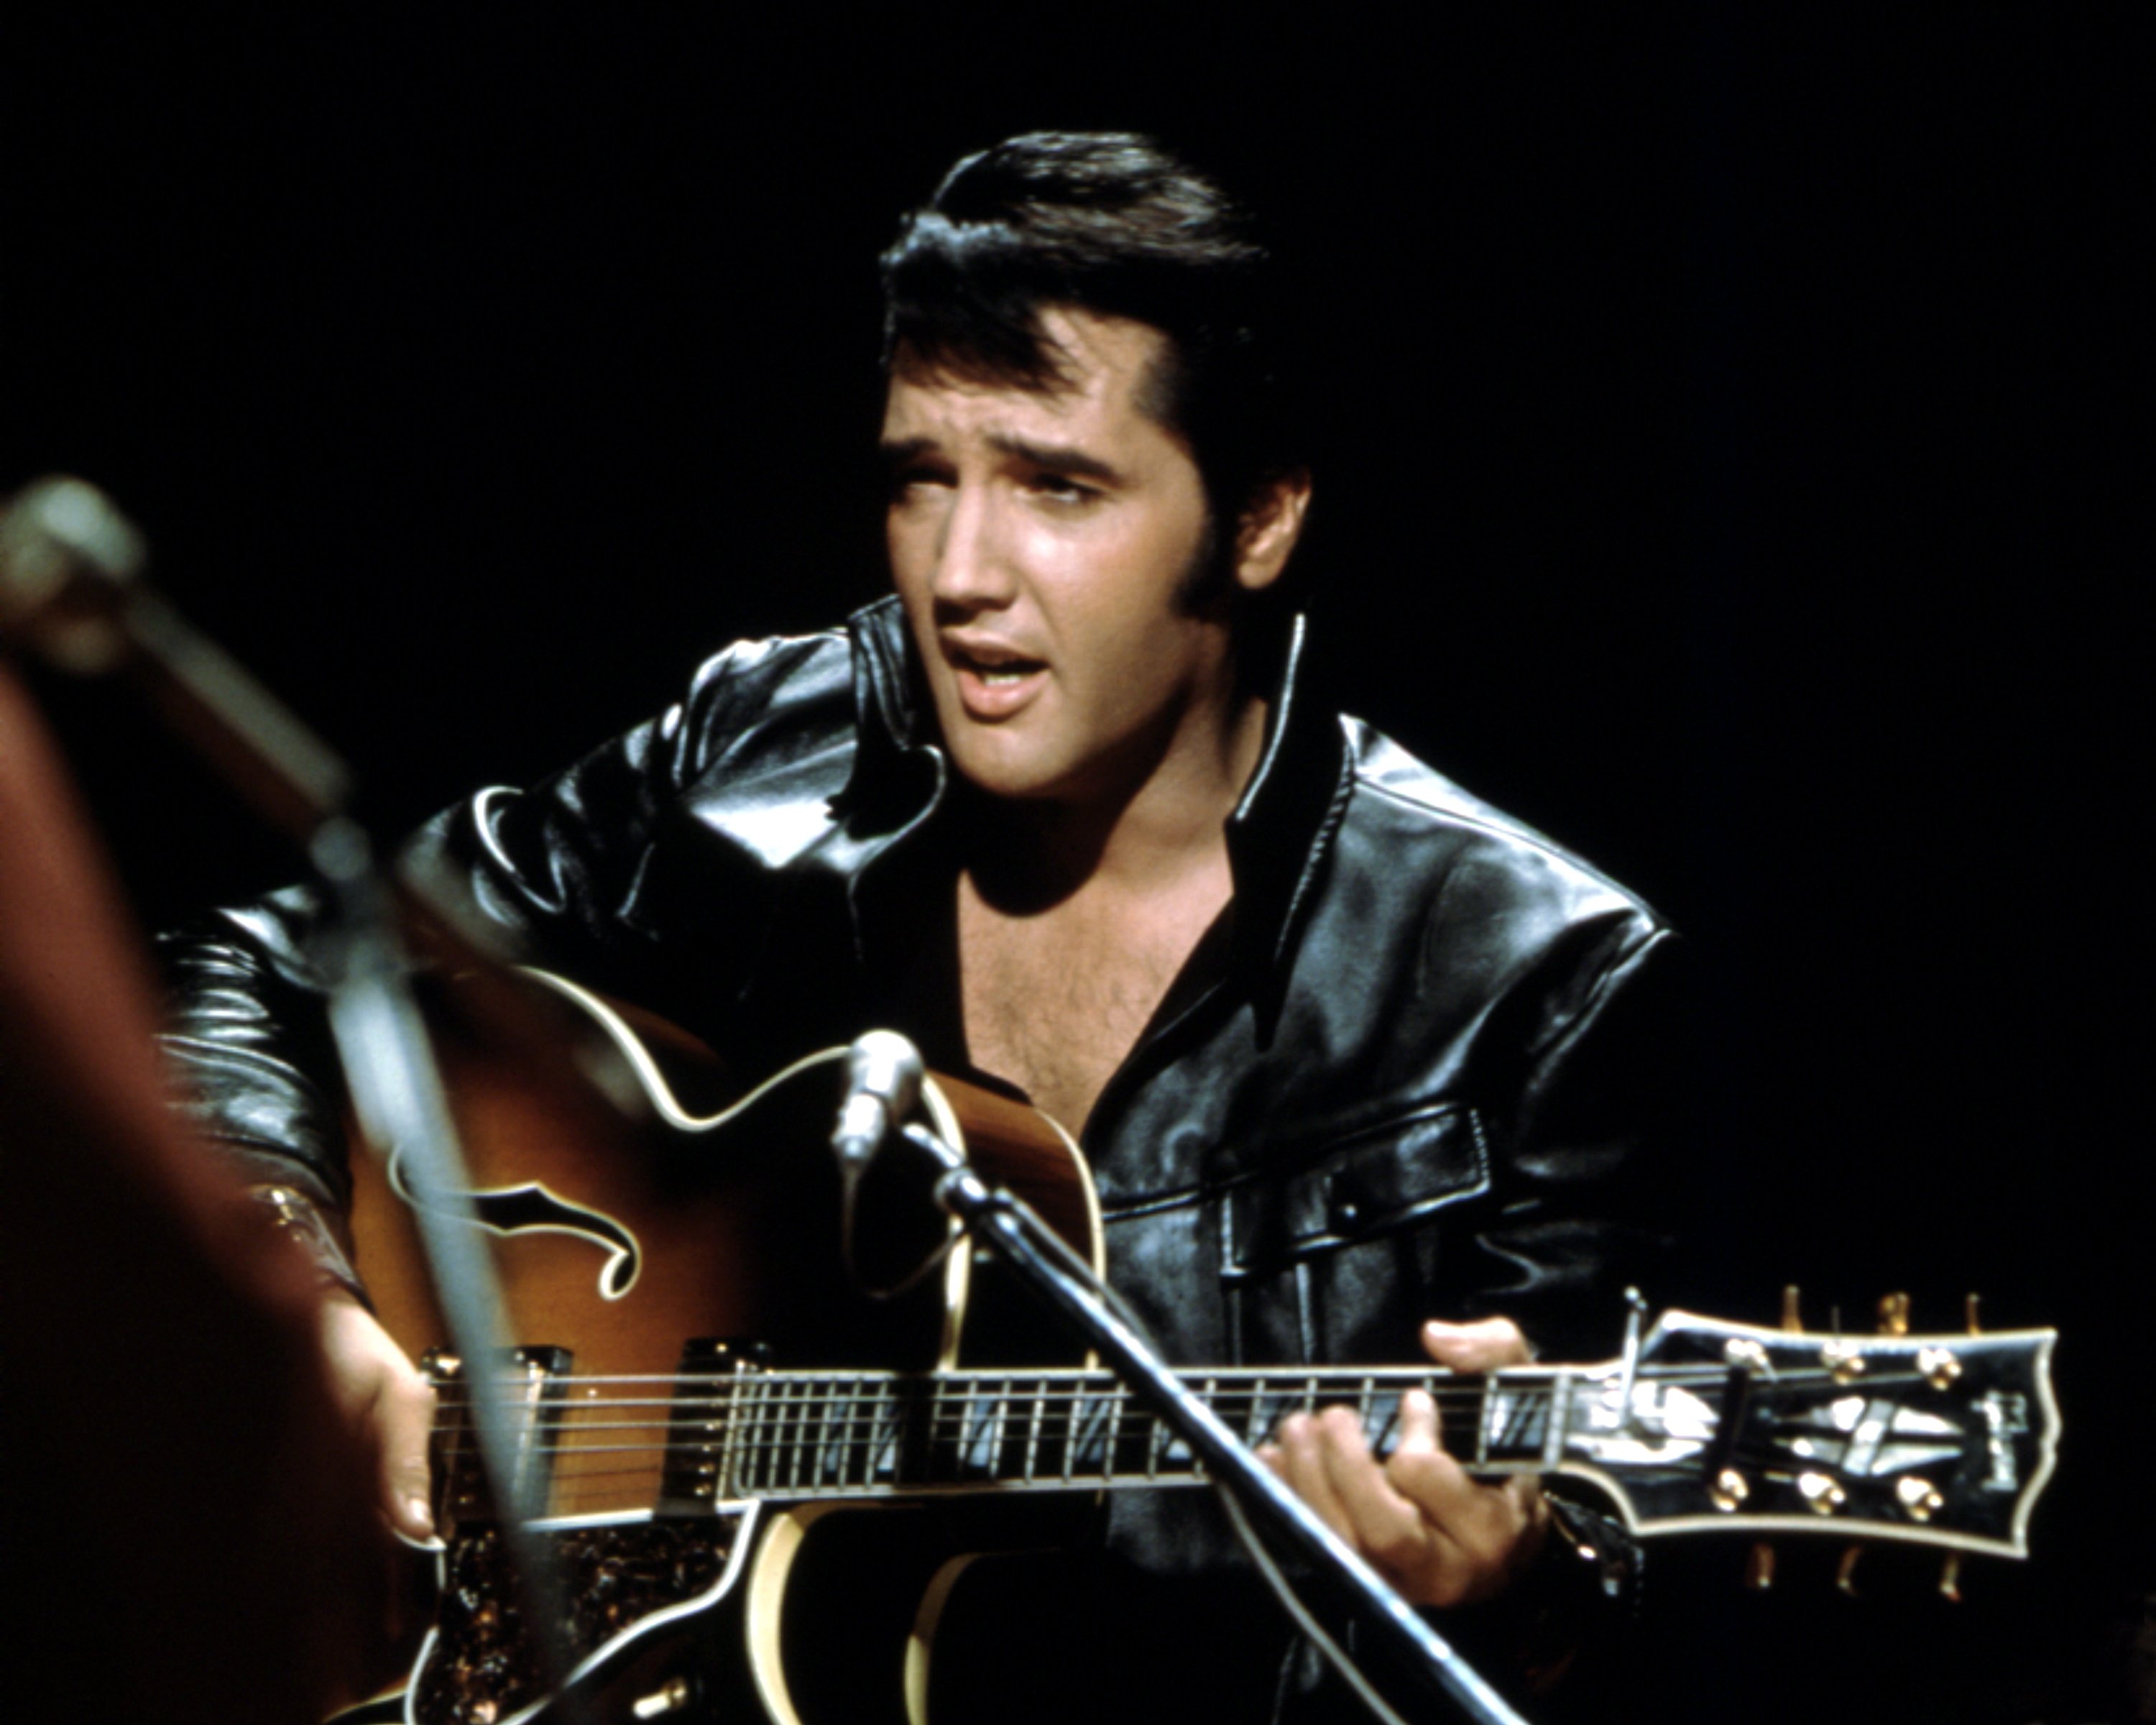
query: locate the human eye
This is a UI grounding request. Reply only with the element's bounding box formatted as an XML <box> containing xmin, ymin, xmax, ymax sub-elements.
<box><xmin>885</xmin><ymin>461</ymin><xmax>950</xmax><ymax>506</ymax></box>
<box><xmin>1027</xmin><ymin>469</ymin><xmax>1102</xmax><ymax>507</ymax></box>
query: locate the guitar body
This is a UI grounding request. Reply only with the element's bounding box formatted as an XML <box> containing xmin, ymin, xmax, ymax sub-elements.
<box><xmin>345</xmin><ymin>971</ymin><xmax>1101</xmax><ymax>1725</ymax></box>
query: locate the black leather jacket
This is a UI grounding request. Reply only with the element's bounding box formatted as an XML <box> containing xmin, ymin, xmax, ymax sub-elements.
<box><xmin>162</xmin><ymin>598</ymin><xmax>1682</xmax><ymax>1716</ymax></box>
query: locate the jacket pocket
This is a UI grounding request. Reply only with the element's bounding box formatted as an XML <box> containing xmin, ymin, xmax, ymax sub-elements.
<box><xmin>1220</xmin><ymin>1102</ymin><xmax>1490</xmax><ymax>1284</ymax></box>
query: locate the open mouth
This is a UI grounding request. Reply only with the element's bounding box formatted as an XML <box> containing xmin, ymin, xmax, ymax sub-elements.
<box><xmin>944</xmin><ymin>640</ymin><xmax>1048</xmax><ymax>716</ymax></box>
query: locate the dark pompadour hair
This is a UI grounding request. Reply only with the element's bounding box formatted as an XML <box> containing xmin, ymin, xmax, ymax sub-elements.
<box><xmin>879</xmin><ymin>132</ymin><xmax>1305</xmax><ymax>526</ymax></box>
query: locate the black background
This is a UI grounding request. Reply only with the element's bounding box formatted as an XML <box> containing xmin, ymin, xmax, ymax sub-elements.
<box><xmin>5</xmin><ymin>9</ymin><xmax>2147</xmax><ymax>1719</ymax></box>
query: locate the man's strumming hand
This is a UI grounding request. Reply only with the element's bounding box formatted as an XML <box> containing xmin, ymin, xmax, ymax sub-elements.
<box><xmin>318</xmin><ymin>1292</ymin><xmax>438</xmax><ymax>1542</ymax></box>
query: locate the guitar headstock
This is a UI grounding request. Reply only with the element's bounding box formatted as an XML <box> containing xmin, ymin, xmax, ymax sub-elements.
<box><xmin>1552</xmin><ymin>1308</ymin><xmax>2059</xmax><ymax>1555</ymax></box>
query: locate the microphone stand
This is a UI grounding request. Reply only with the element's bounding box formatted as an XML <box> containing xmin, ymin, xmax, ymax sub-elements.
<box><xmin>907</xmin><ymin>1126</ymin><xmax>1530</xmax><ymax>1725</ymax></box>
<box><xmin>1</xmin><ymin>477</ymin><xmax>585</xmax><ymax>1711</ymax></box>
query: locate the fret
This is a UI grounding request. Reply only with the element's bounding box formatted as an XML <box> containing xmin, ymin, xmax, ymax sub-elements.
<box><xmin>1481</xmin><ymin>1372</ymin><xmax>1524</xmax><ymax>1463</ymax></box>
<box><xmin>1039</xmin><ymin>1380</ymin><xmax>1065</xmax><ymax>1475</ymax></box>
<box><xmin>1072</xmin><ymin>1386</ymin><xmax>1106</xmax><ymax>1482</ymax></box>
<box><xmin>839</xmin><ymin>1376</ymin><xmax>862</xmax><ymax>1489</ymax></box>
<box><xmin>732</xmin><ymin>1376</ymin><xmax>752</xmax><ymax>1495</ymax></box>
<box><xmin>1367</xmin><ymin>1379</ymin><xmax>1404</xmax><ymax>1455</ymax></box>
<box><xmin>872</xmin><ymin>1383</ymin><xmax>900</xmax><ymax>1486</ymax></box>
<box><xmin>950</xmin><ymin>1381</ymin><xmax>976</xmax><ymax>1484</ymax></box>
<box><xmin>1078</xmin><ymin>1391</ymin><xmax>1106</xmax><ymax>1481</ymax></box>
<box><xmin>787</xmin><ymin>1376</ymin><xmax>808</xmax><ymax>1492</ymax></box>
<box><xmin>842</xmin><ymin>1377</ymin><xmax>863</xmax><ymax>1490</ymax></box>
<box><xmin>946</xmin><ymin>1383</ymin><xmax>964</xmax><ymax>1482</ymax></box>
<box><xmin>966</xmin><ymin>1381</ymin><xmax>995</xmax><ymax>1476</ymax></box>
<box><xmin>742</xmin><ymin>1374</ymin><xmax>765</xmax><ymax>1495</ymax></box>
<box><xmin>768</xmin><ymin>1371</ymin><xmax>793</xmax><ymax>1492</ymax></box>
<box><xmin>1061</xmin><ymin>1388</ymin><xmax>1081</xmax><ymax>1484</ymax></box>
<box><xmin>764</xmin><ymin>1376</ymin><xmax>783</xmax><ymax>1494</ymax></box>
<box><xmin>966</xmin><ymin>1380</ymin><xmax>996</xmax><ymax>1475</ymax></box>
<box><xmin>1543</xmin><ymin>1371</ymin><xmax>1571</xmax><ymax>1469</ymax></box>
<box><xmin>766</xmin><ymin>1375</ymin><xmax>785</xmax><ymax>1494</ymax></box>
<box><xmin>712</xmin><ymin>1364</ymin><xmax>1613</xmax><ymax>1499</ymax></box>
<box><xmin>834</xmin><ymin>1376</ymin><xmax>853</xmax><ymax>1488</ymax></box>
<box><xmin>815</xmin><ymin>1379</ymin><xmax>833</xmax><ymax>1493</ymax></box>
<box><xmin>813</xmin><ymin>1375</ymin><xmax>834</xmax><ymax>1489</ymax></box>
<box><xmin>933</xmin><ymin>1385</ymin><xmax>961</xmax><ymax>1486</ymax></box>
<box><xmin>1024</xmin><ymin>1376</ymin><xmax>1046</xmax><ymax>1484</ymax></box>
<box><xmin>975</xmin><ymin>1380</ymin><xmax>996</xmax><ymax>1475</ymax></box>
<box><xmin>821</xmin><ymin>1379</ymin><xmax>842</xmax><ymax>1491</ymax></box>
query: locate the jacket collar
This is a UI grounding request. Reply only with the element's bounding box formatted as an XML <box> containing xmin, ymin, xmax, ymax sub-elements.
<box><xmin>842</xmin><ymin>596</ymin><xmax>1352</xmax><ymax>978</ymax></box>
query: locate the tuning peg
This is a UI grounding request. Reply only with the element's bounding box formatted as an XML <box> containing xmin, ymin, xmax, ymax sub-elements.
<box><xmin>1781</xmin><ymin>1284</ymin><xmax>1802</xmax><ymax>1334</ymax></box>
<box><xmin>1966</xmin><ymin>1292</ymin><xmax>1982</xmax><ymax>1335</ymax></box>
<box><xmin>1746</xmin><ymin>1542</ymin><xmax>1775</xmax><ymax>1590</ymax></box>
<box><xmin>1835</xmin><ymin>1545</ymin><xmax>1863</xmax><ymax>1596</ymax></box>
<box><xmin>1877</xmin><ymin>1292</ymin><xmax>1909</xmax><ymax>1336</ymax></box>
<box><xmin>1939</xmin><ymin>1552</ymin><xmax>1963</xmax><ymax>1602</ymax></box>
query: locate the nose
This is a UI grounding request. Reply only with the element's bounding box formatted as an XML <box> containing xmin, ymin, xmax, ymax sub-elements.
<box><xmin>926</xmin><ymin>482</ymin><xmax>1016</xmax><ymax>615</ymax></box>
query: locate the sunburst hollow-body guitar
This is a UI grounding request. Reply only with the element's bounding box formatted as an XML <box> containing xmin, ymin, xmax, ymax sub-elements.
<box><xmin>331</xmin><ymin>969</ymin><xmax>2059</xmax><ymax>1725</ymax></box>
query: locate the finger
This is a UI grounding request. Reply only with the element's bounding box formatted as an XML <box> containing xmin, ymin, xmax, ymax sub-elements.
<box><xmin>318</xmin><ymin>1298</ymin><xmax>437</xmax><ymax>1539</ymax></box>
<box><xmin>1273</xmin><ymin>1412</ymin><xmax>1355</xmax><ymax>1542</ymax></box>
<box><xmin>1393</xmin><ymin>1385</ymin><xmax>1441</xmax><ymax>1455</ymax></box>
<box><xmin>1312</xmin><ymin>1407</ymin><xmax>1432</xmax><ymax>1575</ymax></box>
<box><xmin>1420</xmin><ymin>1316</ymin><xmax>1531</xmax><ymax>1371</ymax></box>
<box><xmin>1384</xmin><ymin>1390</ymin><xmax>1484</xmax><ymax>1556</ymax></box>
<box><xmin>375</xmin><ymin>1365</ymin><xmax>438</xmax><ymax>1540</ymax></box>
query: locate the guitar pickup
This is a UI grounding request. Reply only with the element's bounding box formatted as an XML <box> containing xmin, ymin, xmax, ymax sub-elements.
<box><xmin>425</xmin><ymin>1345</ymin><xmax>573</xmax><ymax>1528</ymax></box>
<box><xmin>660</xmin><ymin>1338</ymin><xmax>768</xmax><ymax>1514</ymax></box>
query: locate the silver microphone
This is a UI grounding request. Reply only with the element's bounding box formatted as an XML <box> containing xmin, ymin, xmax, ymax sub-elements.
<box><xmin>831</xmin><ymin>1030</ymin><xmax>925</xmax><ymax>1172</ymax></box>
<box><xmin>0</xmin><ymin>475</ymin><xmax>148</xmax><ymax>671</ymax></box>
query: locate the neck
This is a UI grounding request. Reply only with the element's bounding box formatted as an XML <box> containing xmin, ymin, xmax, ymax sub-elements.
<box><xmin>962</xmin><ymin>688</ymin><xmax>1268</xmax><ymax>911</ymax></box>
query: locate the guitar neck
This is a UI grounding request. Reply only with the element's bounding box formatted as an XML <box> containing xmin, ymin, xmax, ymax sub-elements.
<box><xmin>430</xmin><ymin>1313</ymin><xmax>2058</xmax><ymax>1556</ymax></box>
<box><xmin>712</xmin><ymin>1365</ymin><xmax>1595</xmax><ymax>1499</ymax></box>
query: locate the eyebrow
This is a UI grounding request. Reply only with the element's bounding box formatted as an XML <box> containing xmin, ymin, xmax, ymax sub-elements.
<box><xmin>876</xmin><ymin>433</ymin><xmax>1125</xmax><ymax>486</ymax></box>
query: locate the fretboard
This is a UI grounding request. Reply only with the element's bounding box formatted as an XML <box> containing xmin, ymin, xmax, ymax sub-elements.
<box><xmin>701</xmin><ymin>1366</ymin><xmax>1590</xmax><ymax>1500</ymax></box>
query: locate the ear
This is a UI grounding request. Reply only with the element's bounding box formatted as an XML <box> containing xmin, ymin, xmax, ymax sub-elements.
<box><xmin>1232</xmin><ymin>470</ymin><xmax>1314</xmax><ymax>594</ymax></box>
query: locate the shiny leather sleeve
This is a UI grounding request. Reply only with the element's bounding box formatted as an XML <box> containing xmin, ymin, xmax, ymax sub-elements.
<box><xmin>155</xmin><ymin>630</ymin><xmax>853</xmax><ymax>1238</ymax></box>
<box><xmin>1453</xmin><ymin>914</ymin><xmax>1687</xmax><ymax>1366</ymax></box>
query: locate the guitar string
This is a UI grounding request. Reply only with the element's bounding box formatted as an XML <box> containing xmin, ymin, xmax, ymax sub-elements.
<box><xmin>425</xmin><ymin>1372</ymin><xmax>1810</xmax><ymax>1483</ymax></box>
<box><xmin>423</xmin><ymin>1386</ymin><xmax>1616</xmax><ymax>1430</ymax></box>
<box><xmin>426</xmin><ymin>1364</ymin><xmax>1770</xmax><ymax>1405</ymax></box>
<box><xmin>416</xmin><ymin>1371</ymin><xmax>1751</xmax><ymax>1397</ymax></box>
<box><xmin>427</xmin><ymin>1364</ymin><xmax>1889</xmax><ymax>1423</ymax></box>
<box><xmin>426</xmin><ymin>1368</ymin><xmax>1869</xmax><ymax>1443</ymax></box>
<box><xmin>423</xmin><ymin>1362</ymin><xmax>1856</xmax><ymax>1456</ymax></box>
<box><xmin>427</xmin><ymin>1374</ymin><xmax>1834</xmax><ymax>1471</ymax></box>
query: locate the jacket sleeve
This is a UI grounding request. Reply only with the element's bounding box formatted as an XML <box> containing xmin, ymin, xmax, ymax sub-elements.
<box><xmin>156</xmin><ymin>632</ymin><xmax>841</xmax><ymax>1268</ymax></box>
<box><xmin>1442</xmin><ymin>911</ymin><xmax>1688</xmax><ymax>1365</ymax></box>
<box><xmin>1437</xmin><ymin>914</ymin><xmax>1690</xmax><ymax>1710</ymax></box>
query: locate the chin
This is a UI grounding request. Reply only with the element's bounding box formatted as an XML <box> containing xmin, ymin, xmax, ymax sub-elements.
<box><xmin>944</xmin><ymin>742</ymin><xmax>1068</xmax><ymax>804</ymax></box>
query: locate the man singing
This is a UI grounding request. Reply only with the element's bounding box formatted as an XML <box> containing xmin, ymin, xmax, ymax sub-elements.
<box><xmin>165</xmin><ymin>132</ymin><xmax>1680</xmax><ymax>1720</ymax></box>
